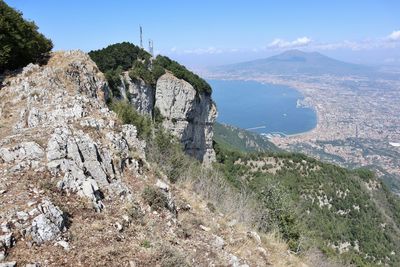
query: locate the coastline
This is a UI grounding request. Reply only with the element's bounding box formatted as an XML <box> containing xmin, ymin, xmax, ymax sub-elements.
<box><xmin>208</xmin><ymin>77</ymin><xmax>320</xmax><ymax>139</ymax></box>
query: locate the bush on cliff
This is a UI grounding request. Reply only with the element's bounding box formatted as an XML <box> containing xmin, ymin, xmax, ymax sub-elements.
<box><xmin>110</xmin><ymin>100</ymin><xmax>152</xmax><ymax>139</ymax></box>
<box><xmin>88</xmin><ymin>42</ymin><xmax>150</xmax><ymax>72</ymax></box>
<box><xmin>153</xmin><ymin>55</ymin><xmax>212</xmax><ymax>95</ymax></box>
<box><xmin>89</xmin><ymin>42</ymin><xmax>211</xmax><ymax>95</ymax></box>
<box><xmin>0</xmin><ymin>0</ymin><xmax>53</xmax><ymax>73</ymax></box>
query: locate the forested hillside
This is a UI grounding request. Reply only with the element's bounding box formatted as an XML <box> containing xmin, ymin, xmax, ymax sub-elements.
<box><xmin>214</xmin><ymin>142</ymin><xmax>400</xmax><ymax>266</ymax></box>
<box><xmin>213</xmin><ymin>122</ymin><xmax>279</xmax><ymax>153</ymax></box>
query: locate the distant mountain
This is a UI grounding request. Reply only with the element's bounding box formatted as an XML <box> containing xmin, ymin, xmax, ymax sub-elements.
<box><xmin>215</xmin><ymin>49</ymin><xmax>374</xmax><ymax>76</ymax></box>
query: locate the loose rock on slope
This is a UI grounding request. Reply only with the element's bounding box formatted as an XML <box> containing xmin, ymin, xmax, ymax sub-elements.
<box><xmin>0</xmin><ymin>50</ymin><xmax>304</xmax><ymax>266</ymax></box>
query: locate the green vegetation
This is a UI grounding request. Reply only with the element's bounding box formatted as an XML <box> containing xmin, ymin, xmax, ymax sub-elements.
<box><xmin>110</xmin><ymin>92</ymin><xmax>400</xmax><ymax>265</ymax></box>
<box><xmin>153</xmin><ymin>55</ymin><xmax>212</xmax><ymax>95</ymax></box>
<box><xmin>111</xmin><ymin>98</ymin><xmax>400</xmax><ymax>265</ymax></box>
<box><xmin>110</xmin><ymin>100</ymin><xmax>152</xmax><ymax>139</ymax></box>
<box><xmin>214</xmin><ymin>143</ymin><xmax>400</xmax><ymax>266</ymax></box>
<box><xmin>142</xmin><ymin>186</ymin><xmax>168</xmax><ymax>211</ymax></box>
<box><xmin>89</xmin><ymin>42</ymin><xmax>152</xmax><ymax>96</ymax></box>
<box><xmin>0</xmin><ymin>0</ymin><xmax>53</xmax><ymax>72</ymax></box>
<box><xmin>103</xmin><ymin>45</ymin><xmax>400</xmax><ymax>264</ymax></box>
<box><xmin>213</xmin><ymin>122</ymin><xmax>279</xmax><ymax>153</ymax></box>
<box><xmin>88</xmin><ymin>42</ymin><xmax>150</xmax><ymax>72</ymax></box>
<box><xmin>89</xmin><ymin>42</ymin><xmax>211</xmax><ymax>96</ymax></box>
<box><xmin>140</xmin><ymin>239</ymin><xmax>152</xmax><ymax>248</ymax></box>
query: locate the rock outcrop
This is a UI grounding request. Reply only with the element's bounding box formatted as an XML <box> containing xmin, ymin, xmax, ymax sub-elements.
<box><xmin>155</xmin><ymin>73</ymin><xmax>217</xmax><ymax>164</ymax></box>
<box><xmin>0</xmin><ymin>51</ymin><xmax>302</xmax><ymax>266</ymax></box>
<box><xmin>119</xmin><ymin>72</ymin><xmax>155</xmax><ymax>116</ymax></box>
<box><xmin>27</xmin><ymin>200</ymin><xmax>66</xmax><ymax>244</ymax></box>
<box><xmin>119</xmin><ymin>72</ymin><xmax>217</xmax><ymax>164</ymax></box>
<box><xmin>0</xmin><ymin>51</ymin><xmax>145</xmax><ymax>212</ymax></box>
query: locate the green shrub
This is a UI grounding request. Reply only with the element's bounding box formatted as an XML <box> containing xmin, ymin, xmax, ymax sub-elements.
<box><xmin>128</xmin><ymin>60</ymin><xmax>154</xmax><ymax>86</ymax></box>
<box><xmin>213</xmin><ymin>141</ymin><xmax>400</xmax><ymax>265</ymax></box>
<box><xmin>110</xmin><ymin>100</ymin><xmax>152</xmax><ymax>139</ymax></box>
<box><xmin>153</xmin><ymin>55</ymin><xmax>212</xmax><ymax>95</ymax></box>
<box><xmin>152</xmin><ymin>64</ymin><xmax>166</xmax><ymax>82</ymax></box>
<box><xmin>140</xmin><ymin>239</ymin><xmax>151</xmax><ymax>248</ymax></box>
<box><xmin>142</xmin><ymin>186</ymin><xmax>168</xmax><ymax>211</ymax></box>
<box><xmin>157</xmin><ymin>245</ymin><xmax>188</xmax><ymax>267</ymax></box>
<box><xmin>88</xmin><ymin>42</ymin><xmax>150</xmax><ymax>72</ymax></box>
<box><xmin>0</xmin><ymin>1</ymin><xmax>53</xmax><ymax>72</ymax></box>
<box><xmin>89</xmin><ymin>42</ymin><xmax>211</xmax><ymax>96</ymax></box>
<box><xmin>147</xmin><ymin>129</ymin><xmax>193</xmax><ymax>183</ymax></box>
<box><xmin>105</xmin><ymin>67</ymin><xmax>123</xmax><ymax>97</ymax></box>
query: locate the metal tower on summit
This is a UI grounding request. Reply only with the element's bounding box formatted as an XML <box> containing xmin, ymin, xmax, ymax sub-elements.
<box><xmin>148</xmin><ymin>39</ymin><xmax>154</xmax><ymax>57</ymax></box>
<box><xmin>139</xmin><ymin>25</ymin><xmax>143</xmax><ymax>48</ymax></box>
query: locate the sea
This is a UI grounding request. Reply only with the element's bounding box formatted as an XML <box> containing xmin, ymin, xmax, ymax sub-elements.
<box><xmin>209</xmin><ymin>80</ymin><xmax>317</xmax><ymax>136</ymax></box>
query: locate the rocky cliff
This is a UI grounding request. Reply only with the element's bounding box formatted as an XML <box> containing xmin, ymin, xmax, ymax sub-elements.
<box><xmin>119</xmin><ymin>72</ymin><xmax>216</xmax><ymax>164</ymax></box>
<box><xmin>0</xmin><ymin>51</ymin><xmax>303</xmax><ymax>266</ymax></box>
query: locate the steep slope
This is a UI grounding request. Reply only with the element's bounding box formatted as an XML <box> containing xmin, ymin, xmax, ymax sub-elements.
<box><xmin>214</xmin><ymin>50</ymin><xmax>374</xmax><ymax>77</ymax></box>
<box><xmin>119</xmin><ymin>71</ymin><xmax>217</xmax><ymax>164</ymax></box>
<box><xmin>214</xmin><ymin>145</ymin><xmax>400</xmax><ymax>266</ymax></box>
<box><xmin>89</xmin><ymin>43</ymin><xmax>216</xmax><ymax>164</ymax></box>
<box><xmin>0</xmin><ymin>51</ymin><xmax>306</xmax><ymax>266</ymax></box>
<box><xmin>213</xmin><ymin>122</ymin><xmax>279</xmax><ymax>153</ymax></box>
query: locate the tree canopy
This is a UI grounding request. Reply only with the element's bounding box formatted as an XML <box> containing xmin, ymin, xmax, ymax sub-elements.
<box><xmin>0</xmin><ymin>0</ymin><xmax>53</xmax><ymax>72</ymax></box>
<box><xmin>89</xmin><ymin>42</ymin><xmax>212</xmax><ymax>95</ymax></box>
<box><xmin>88</xmin><ymin>42</ymin><xmax>151</xmax><ymax>73</ymax></box>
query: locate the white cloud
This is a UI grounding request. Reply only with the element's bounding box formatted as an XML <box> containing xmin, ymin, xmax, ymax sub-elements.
<box><xmin>388</xmin><ymin>30</ymin><xmax>400</xmax><ymax>41</ymax></box>
<box><xmin>314</xmin><ymin>40</ymin><xmax>376</xmax><ymax>51</ymax></box>
<box><xmin>268</xmin><ymin>37</ymin><xmax>312</xmax><ymax>49</ymax></box>
<box><xmin>182</xmin><ymin>46</ymin><xmax>223</xmax><ymax>55</ymax></box>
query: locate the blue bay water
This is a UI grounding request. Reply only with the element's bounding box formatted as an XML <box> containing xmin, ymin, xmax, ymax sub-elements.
<box><xmin>209</xmin><ymin>80</ymin><xmax>317</xmax><ymax>135</ymax></box>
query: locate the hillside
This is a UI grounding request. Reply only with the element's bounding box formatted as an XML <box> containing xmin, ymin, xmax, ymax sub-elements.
<box><xmin>213</xmin><ymin>122</ymin><xmax>279</xmax><ymax>153</ymax></box>
<box><xmin>0</xmin><ymin>51</ymin><xmax>309</xmax><ymax>266</ymax></box>
<box><xmin>214</xmin><ymin>144</ymin><xmax>400</xmax><ymax>266</ymax></box>
<box><xmin>1</xmin><ymin>48</ymin><xmax>400</xmax><ymax>267</ymax></box>
<box><xmin>89</xmin><ymin>42</ymin><xmax>216</xmax><ymax>164</ymax></box>
<box><xmin>214</xmin><ymin>50</ymin><xmax>374</xmax><ymax>77</ymax></box>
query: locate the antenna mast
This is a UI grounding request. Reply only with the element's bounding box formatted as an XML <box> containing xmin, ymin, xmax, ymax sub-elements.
<box><xmin>148</xmin><ymin>39</ymin><xmax>154</xmax><ymax>57</ymax></box>
<box><xmin>139</xmin><ymin>25</ymin><xmax>143</xmax><ymax>48</ymax></box>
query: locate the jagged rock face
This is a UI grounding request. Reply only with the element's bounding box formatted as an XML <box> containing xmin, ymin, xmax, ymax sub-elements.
<box><xmin>0</xmin><ymin>51</ymin><xmax>300</xmax><ymax>267</ymax></box>
<box><xmin>155</xmin><ymin>73</ymin><xmax>217</xmax><ymax>164</ymax></box>
<box><xmin>119</xmin><ymin>72</ymin><xmax>217</xmax><ymax>164</ymax></box>
<box><xmin>27</xmin><ymin>200</ymin><xmax>66</xmax><ymax>244</ymax></box>
<box><xmin>119</xmin><ymin>72</ymin><xmax>155</xmax><ymax>116</ymax></box>
<box><xmin>0</xmin><ymin>51</ymin><xmax>145</xmax><ymax>211</ymax></box>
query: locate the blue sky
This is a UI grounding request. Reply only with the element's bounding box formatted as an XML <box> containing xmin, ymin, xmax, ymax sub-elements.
<box><xmin>5</xmin><ymin>0</ymin><xmax>400</xmax><ymax>68</ymax></box>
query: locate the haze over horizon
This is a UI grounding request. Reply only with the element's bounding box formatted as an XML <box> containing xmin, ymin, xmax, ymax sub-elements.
<box><xmin>5</xmin><ymin>0</ymin><xmax>400</xmax><ymax>68</ymax></box>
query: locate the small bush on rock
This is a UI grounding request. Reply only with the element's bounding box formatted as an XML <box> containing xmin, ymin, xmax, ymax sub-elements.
<box><xmin>142</xmin><ymin>186</ymin><xmax>168</xmax><ymax>211</ymax></box>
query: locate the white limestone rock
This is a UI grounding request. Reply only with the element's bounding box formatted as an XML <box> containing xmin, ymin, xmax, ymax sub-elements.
<box><xmin>119</xmin><ymin>72</ymin><xmax>155</xmax><ymax>116</ymax></box>
<box><xmin>0</xmin><ymin>233</ymin><xmax>14</xmax><ymax>250</ymax></box>
<box><xmin>0</xmin><ymin>142</ymin><xmax>44</xmax><ymax>164</ymax></box>
<box><xmin>27</xmin><ymin>200</ymin><xmax>66</xmax><ymax>244</ymax></box>
<box><xmin>0</xmin><ymin>262</ymin><xmax>16</xmax><ymax>267</ymax></box>
<box><xmin>212</xmin><ymin>234</ymin><xmax>225</xmax><ymax>250</ymax></box>
<box><xmin>155</xmin><ymin>73</ymin><xmax>217</xmax><ymax>164</ymax></box>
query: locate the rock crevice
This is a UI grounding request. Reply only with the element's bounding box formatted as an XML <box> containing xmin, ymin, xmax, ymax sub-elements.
<box><xmin>119</xmin><ymin>72</ymin><xmax>216</xmax><ymax>164</ymax></box>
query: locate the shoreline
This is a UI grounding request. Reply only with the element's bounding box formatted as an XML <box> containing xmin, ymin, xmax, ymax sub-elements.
<box><xmin>209</xmin><ymin>77</ymin><xmax>321</xmax><ymax>139</ymax></box>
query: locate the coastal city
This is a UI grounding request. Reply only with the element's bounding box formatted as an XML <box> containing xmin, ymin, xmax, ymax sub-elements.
<box><xmin>207</xmin><ymin>71</ymin><xmax>400</xmax><ymax>195</ymax></box>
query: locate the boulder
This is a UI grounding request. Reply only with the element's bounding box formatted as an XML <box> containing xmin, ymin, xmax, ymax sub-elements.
<box><xmin>28</xmin><ymin>200</ymin><xmax>66</xmax><ymax>244</ymax></box>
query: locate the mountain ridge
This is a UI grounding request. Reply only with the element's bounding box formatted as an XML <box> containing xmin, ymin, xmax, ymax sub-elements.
<box><xmin>214</xmin><ymin>49</ymin><xmax>375</xmax><ymax>76</ymax></box>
